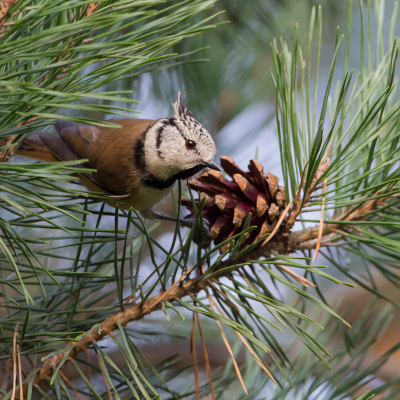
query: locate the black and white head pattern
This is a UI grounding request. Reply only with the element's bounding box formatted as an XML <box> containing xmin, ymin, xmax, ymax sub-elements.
<box><xmin>138</xmin><ymin>91</ymin><xmax>218</xmax><ymax>189</ymax></box>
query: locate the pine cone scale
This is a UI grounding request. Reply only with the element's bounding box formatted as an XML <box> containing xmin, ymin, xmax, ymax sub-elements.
<box><xmin>183</xmin><ymin>157</ymin><xmax>287</xmax><ymax>248</ymax></box>
<box><xmin>215</xmin><ymin>193</ymin><xmax>237</xmax><ymax>211</ymax></box>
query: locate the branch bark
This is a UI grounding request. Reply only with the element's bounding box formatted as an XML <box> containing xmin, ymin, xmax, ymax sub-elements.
<box><xmin>32</xmin><ymin>272</ymin><xmax>212</xmax><ymax>388</ymax></box>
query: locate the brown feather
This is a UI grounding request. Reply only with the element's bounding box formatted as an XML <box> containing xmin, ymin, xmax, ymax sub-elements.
<box><xmin>85</xmin><ymin>119</ymin><xmax>155</xmax><ymax>195</ymax></box>
<box><xmin>11</xmin><ymin>134</ymin><xmax>59</xmax><ymax>163</ymax></box>
<box><xmin>9</xmin><ymin>119</ymin><xmax>156</xmax><ymax>198</ymax></box>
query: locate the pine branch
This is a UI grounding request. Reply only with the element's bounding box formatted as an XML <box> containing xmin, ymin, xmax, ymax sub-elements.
<box><xmin>288</xmin><ymin>181</ymin><xmax>390</xmax><ymax>251</ymax></box>
<box><xmin>26</xmin><ymin>183</ymin><xmax>390</xmax><ymax>391</ymax></box>
<box><xmin>30</xmin><ymin>272</ymin><xmax>209</xmax><ymax>389</ymax></box>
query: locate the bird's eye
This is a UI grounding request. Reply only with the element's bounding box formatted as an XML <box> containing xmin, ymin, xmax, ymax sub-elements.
<box><xmin>185</xmin><ymin>140</ymin><xmax>196</xmax><ymax>150</ymax></box>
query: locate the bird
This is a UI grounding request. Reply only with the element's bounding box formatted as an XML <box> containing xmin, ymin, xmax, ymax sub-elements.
<box><xmin>4</xmin><ymin>92</ymin><xmax>221</xmax><ymax>227</ymax></box>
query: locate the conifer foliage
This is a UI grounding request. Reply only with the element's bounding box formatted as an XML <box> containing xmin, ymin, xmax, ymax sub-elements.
<box><xmin>0</xmin><ymin>1</ymin><xmax>400</xmax><ymax>399</ymax></box>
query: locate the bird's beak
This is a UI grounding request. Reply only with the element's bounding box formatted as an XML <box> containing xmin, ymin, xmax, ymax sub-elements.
<box><xmin>203</xmin><ymin>160</ymin><xmax>223</xmax><ymax>171</ymax></box>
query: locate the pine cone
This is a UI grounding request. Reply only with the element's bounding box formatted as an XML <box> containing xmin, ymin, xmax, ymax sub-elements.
<box><xmin>182</xmin><ymin>156</ymin><xmax>287</xmax><ymax>248</ymax></box>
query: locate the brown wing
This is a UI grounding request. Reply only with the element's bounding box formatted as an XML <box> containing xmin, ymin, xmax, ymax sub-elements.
<box><xmin>54</xmin><ymin>121</ymin><xmax>97</xmax><ymax>159</ymax></box>
<box><xmin>85</xmin><ymin>119</ymin><xmax>155</xmax><ymax>195</ymax></box>
<box><xmin>11</xmin><ymin>134</ymin><xmax>59</xmax><ymax>163</ymax></box>
<box><xmin>47</xmin><ymin>119</ymin><xmax>155</xmax><ymax>195</ymax></box>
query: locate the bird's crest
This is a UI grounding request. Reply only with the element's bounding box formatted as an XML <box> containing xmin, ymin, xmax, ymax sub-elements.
<box><xmin>172</xmin><ymin>91</ymin><xmax>194</xmax><ymax>119</ymax></box>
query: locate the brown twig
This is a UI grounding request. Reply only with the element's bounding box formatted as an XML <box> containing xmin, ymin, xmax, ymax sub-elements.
<box><xmin>85</xmin><ymin>2</ymin><xmax>100</xmax><ymax>17</ymax></box>
<box><xmin>141</xmin><ymin>262</ymin><xmax>197</xmax><ymax>314</ymax></box>
<box><xmin>28</xmin><ymin>272</ymin><xmax>213</xmax><ymax>389</ymax></box>
<box><xmin>288</xmin><ymin>195</ymin><xmax>388</xmax><ymax>250</ymax></box>
<box><xmin>84</xmin><ymin>348</ymin><xmax>91</xmax><ymax>384</ymax></box>
<box><xmin>0</xmin><ymin>0</ymin><xmax>15</xmax><ymax>26</ymax></box>
<box><xmin>0</xmin><ymin>136</ymin><xmax>17</xmax><ymax>163</ymax></box>
<box><xmin>0</xmin><ymin>118</ymin><xmax>39</xmax><ymax>162</ymax></box>
<box><xmin>282</xmin><ymin>161</ymin><xmax>309</xmax><ymax>234</ymax></box>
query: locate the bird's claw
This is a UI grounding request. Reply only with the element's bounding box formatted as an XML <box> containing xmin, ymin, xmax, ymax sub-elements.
<box><xmin>194</xmin><ymin>219</ymin><xmax>211</xmax><ymax>246</ymax></box>
<box><xmin>181</xmin><ymin>218</ymin><xmax>211</xmax><ymax>246</ymax></box>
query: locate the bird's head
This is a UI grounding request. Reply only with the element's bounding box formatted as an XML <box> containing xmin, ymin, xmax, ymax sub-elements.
<box><xmin>140</xmin><ymin>92</ymin><xmax>221</xmax><ymax>189</ymax></box>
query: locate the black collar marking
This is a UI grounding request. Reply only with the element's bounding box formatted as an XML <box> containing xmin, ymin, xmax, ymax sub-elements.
<box><xmin>133</xmin><ymin>122</ymin><xmax>205</xmax><ymax>190</ymax></box>
<box><xmin>141</xmin><ymin>164</ymin><xmax>205</xmax><ymax>190</ymax></box>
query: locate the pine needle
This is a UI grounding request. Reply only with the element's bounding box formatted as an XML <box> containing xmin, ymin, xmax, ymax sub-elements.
<box><xmin>17</xmin><ymin>344</ymin><xmax>23</xmax><ymax>400</ymax></box>
<box><xmin>195</xmin><ymin>312</ymin><xmax>215</xmax><ymax>400</ymax></box>
<box><xmin>124</xmin><ymin>244</ymin><xmax>186</xmax><ymax>305</ymax></box>
<box><xmin>207</xmin><ymin>294</ymin><xmax>248</xmax><ymax>395</ymax></box>
<box><xmin>59</xmin><ymin>371</ymin><xmax>84</xmax><ymax>400</ymax></box>
<box><xmin>208</xmin><ymin>294</ymin><xmax>278</xmax><ymax>386</ymax></box>
<box><xmin>95</xmin><ymin>350</ymin><xmax>113</xmax><ymax>400</ymax></box>
<box><xmin>277</xmin><ymin>264</ymin><xmax>316</xmax><ymax>288</ymax></box>
<box><xmin>11</xmin><ymin>323</ymin><xmax>21</xmax><ymax>400</ymax></box>
<box><xmin>142</xmin><ymin>263</ymin><xmax>197</xmax><ymax>314</ymax></box>
<box><xmin>262</xmin><ymin>199</ymin><xmax>294</xmax><ymax>246</ymax></box>
<box><xmin>191</xmin><ymin>312</ymin><xmax>199</xmax><ymax>400</ymax></box>
<box><xmin>84</xmin><ymin>348</ymin><xmax>92</xmax><ymax>384</ymax></box>
<box><xmin>313</xmin><ymin>156</ymin><xmax>330</xmax><ymax>262</ymax></box>
<box><xmin>208</xmin><ymin>280</ymin><xmax>240</xmax><ymax>311</ymax></box>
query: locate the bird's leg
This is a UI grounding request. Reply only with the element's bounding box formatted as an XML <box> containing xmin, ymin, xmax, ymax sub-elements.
<box><xmin>141</xmin><ymin>208</ymin><xmax>193</xmax><ymax>227</ymax></box>
<box><xmin>141</xmin><ymin>209</ymin><xmax>210</xmax><ymax>244</ymax></box>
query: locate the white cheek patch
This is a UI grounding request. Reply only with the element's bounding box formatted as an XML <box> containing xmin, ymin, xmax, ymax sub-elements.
<box><xmin>143</xmin><ymin>114</ymin><xmax>217</xmax><ymax>181</ymax></box>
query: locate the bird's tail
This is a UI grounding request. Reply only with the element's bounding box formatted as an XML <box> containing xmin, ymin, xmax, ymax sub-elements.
<box><xmin>0</xmin><ymin>133</ymin><xmax>59</xmax><ymax>162</ymax></box>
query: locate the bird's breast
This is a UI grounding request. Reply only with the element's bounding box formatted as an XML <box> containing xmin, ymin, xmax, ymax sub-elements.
<box><xmin>79</xmin><ymin>175</ymin><xmax>174</xmax><ymax>211</ymax></box>
<box><xmin>119</xmin><ymin>183</ymin><xmax>175</xmax><ymax>211</ymax></box>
